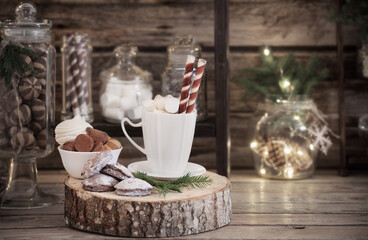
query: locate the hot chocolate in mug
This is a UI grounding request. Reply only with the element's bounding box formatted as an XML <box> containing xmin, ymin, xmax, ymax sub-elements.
<box><xmin>121</xmin><ymin>111</ymin><xmax>197</xmax><ymax>177</ymax></box>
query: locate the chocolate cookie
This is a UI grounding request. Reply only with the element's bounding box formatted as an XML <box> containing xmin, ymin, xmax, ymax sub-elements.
<box><xmin>0</xmin><ymin>132</ymin><xmax>8</xmax><ymax>147</ymax></box>
<box><xmin>30</xmin><ymin>99</ymin><xmax>46</xmax><ymax>121</ymax></box>
<box><xmin>10</xmin><ymin>127</ymin><xmax>36</xmax><ymax>149</ymax></box>
<box><xmin>82</xmin><ymin>173</ymin><xmax>119</xmax><ymax>192</ymax></box>
<box><xmin>81</xmin><ymin>151</ymin><xmax>115</xmax><ymax>179</ymax></box>
<box><xmin>19</xmin><ymin>77</ymin><xmax>42</xmax><ymax>101</ymax></box>
<box><xmin>29</xmin><ymin>120</ymin><xmax>45</xmax><ymax>135</ymax></box>
<box><xmin>36</xmin><ymin>129</ymin><xmax>47</xmax><ymax>148</ymax></box>
<box><xmin>115</xmin><ymin>178</ymin><xmax>152</xmax><ymax>197</ymax></box>
<box><xmin>10</xmin><ymin>104</ymin><xmax>32</xmax><ymax>126</ymax></box>
<box><xmin>86</xmin><ymin>127</ymin><xmax>110</xmax><ymax>144</ymax></box>
<box><xmin>101</xmin><ymin>163</ymin><xmax>134</xmax><ymax>180</ymax></box>
<box><xmin>4</xmin><ymin>90</ymin><xmax>22</xmax><ymax>112</ymax></box>
<box><xmin>74</xmin><ymin>134</ymin><xmax>94</xmax><ymax>152</ymax></box>
<box><xmin>104</xmin><ymin>138</ymin><xmax>121</xmax><ymax>150</ymax></box>
<box><xmin>62</xmin><ymin>141</ymin><xmax>75</xmax><ymax>151</ymax></box>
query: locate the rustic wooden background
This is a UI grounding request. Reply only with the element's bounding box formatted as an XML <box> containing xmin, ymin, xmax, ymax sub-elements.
<box><xmin>1</xmin><ymin>0</ymin><xmax>367</xmax><ymax>170</ymax></box>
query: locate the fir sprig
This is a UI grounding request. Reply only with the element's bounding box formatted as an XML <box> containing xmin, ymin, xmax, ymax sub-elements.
<box><xmin>133</xmin><ymin>172</ymin><xmax>213</xmax><ymax>197</ymax></box>
<box><xmin>233</xmin><ymin>48</ymin><xmax>329</xmax><ymax>101</ymax></box>
<box><xmin>0</xmin><ymin>37</ymin><xmax>39</xmax><ymax>86</ymax></box>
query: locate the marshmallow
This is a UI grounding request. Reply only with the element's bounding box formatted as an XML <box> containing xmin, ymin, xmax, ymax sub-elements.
<box><xmin>105</xmin><ymin>83</ymin><xmax>125</xmax><ymax>97</ymax></box>
<box><xmin>154</xmin><ymin>95</ymin><xmax>165</xmax><ymax>111</ymax></box>
<box><xmin>127</xmin><ymin>106</ymin><xmax>142</xmax><ymax>120</ymax></box>
<box><xmin>141</xmin><ymin>88</ymin><xmax>153</xmax><ymax>100</ymax></box>
<box><xmin>121</xmin><ymin>85</ymin><xmax>138</xmax><ymax>98</ymax></box>
<box><xmin>164</xmin><ymin>97</ymin><xmax>179</xmax><ymax>114</ymax></box>
<box><xmin>103</xmin><ymin>107</ymin><xmax>124</xmax><ymax>121</ymax></box>
<box><xmin>142</xmin><ymin>99</ymin><xmax>155</xmax><ymax>112</ymax></box>
<box><xmin>100</xmin><ymin>93</ymin><xmax>121</xmax><ymax>107</ymax></box>
<box><xmin>120</xmin><ymin>97</ymin><xmax>138</xmax><ymax>111</ymax></box>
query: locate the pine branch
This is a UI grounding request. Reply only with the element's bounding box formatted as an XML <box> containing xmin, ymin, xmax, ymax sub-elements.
<box><xmin>133</xmin><ymin>172</ymin><xmax>213</xmax><ymax>197</ymax></box>
<box><xmin>0</xmin><ymin>39</ymin><xmax>39</xmax><ymax>86</ymax></box>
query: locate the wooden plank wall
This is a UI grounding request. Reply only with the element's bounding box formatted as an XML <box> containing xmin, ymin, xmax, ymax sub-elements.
<box><xmin>1</xmin><ymin>0</ymin><xmax>366</xmax><ymax>170</ymax></box>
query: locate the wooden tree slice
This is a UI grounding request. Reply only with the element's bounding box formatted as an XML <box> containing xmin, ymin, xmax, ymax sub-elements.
<box><xmin>64</xmin><ymin>171</ymin><xmax>232</xmax><ymax>238</ymax></box>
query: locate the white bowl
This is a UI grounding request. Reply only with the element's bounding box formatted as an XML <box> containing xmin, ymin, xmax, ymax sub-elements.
<box><xmin>58</xmin><ymin>146</ymin><xmax>122</xmax><ymax>179</ymax></box>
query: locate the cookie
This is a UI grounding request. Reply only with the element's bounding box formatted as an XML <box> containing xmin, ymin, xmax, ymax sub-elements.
<box><xmin>36</xmin><ymin>128</ymin><xmax>47</xmax><ymax>148</ymax></box>
<box><xmin>115</xmin><ymin>178</ymin><xmax>152</xmax><ymax>197</ymax></box>
<box><xmin>10</xmin><ymin>127</ymin><xmax>36</xmax><ymax>149</ymax></box>
<box><xmin>81</xmin><ymin>151</ymin><xmax>114</xmax><ymax>178</ymax></box>
<box><xmin>29</xmin><ymin>120</ymin><xmax>45</xmax><ymax>135</ymax></box>
<box><xmin>62</xmin><ymin>141</ymin><xmax>75</xmax><ymax>151</ymax></box>
<box><xmin>104</xmin><ymin>138</ymin><xmax>122</xmax><ymax>150</ymax></box>
<box><xmin>0</xmin><ymin>132</ymin><xmax>8</xmax><ymax>147</ymax></box>
<box><xmin>10</xmin><ymin>104</ymin><xmax>32</xmax><ymax>126</ymax></box>
<box><xmin>101</xmin><ymin>163</ymin><xmax>134</xmax><ymax>180</ymax></box>
<box><xmin>91</xmin><ymin>141</ymin><xmax>104</xmax><ymax>152</ymax></box>
<box><xmin>30</xmin><ymin>99</ymin><xmax>46</xmax><ymax>121</ymax></box>
<box><xmin>74</xmin><ymin>134</ymin><xmax>94</xmax><ymax>152</ymax></box>
<box><xmin>4</xmin><ymin>90</ymin><xmax>22</xmax><ymax>112</ymax></box>
<box><xmin>82</xmin><ymin>173</ymin><xmax>119</xmax><ymax>192</ymax></box>
<box><xmin>19</xmin><ymin>77</ymin><xmax>42</xmax><ymax>101</ymax></box>
<box><xmin>86</xmin><ymin>127</ymin><xmax>110</xmax><ymax>144</ymax></box>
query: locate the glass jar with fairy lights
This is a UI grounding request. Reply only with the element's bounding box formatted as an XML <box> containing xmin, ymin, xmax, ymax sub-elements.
<box><xmin>250</xmin><ymin>96</ymin><xmax>320</xmax><ymax>179</ymax></box>
<box><xmin>0</xmin><ymin>2</ymin><xmax>57</xmax><ymax>208</ymax></box>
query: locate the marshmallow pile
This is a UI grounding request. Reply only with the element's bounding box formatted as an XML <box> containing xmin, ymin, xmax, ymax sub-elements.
<box><xmin>100</xmin><ymin>82</ymin><xmax>153</xmax><ymax>121</ymax></box>
<box><xmin>142</xmin><ymin>95</ymin><xmax>180</xmax><ymax>114</ymax></box>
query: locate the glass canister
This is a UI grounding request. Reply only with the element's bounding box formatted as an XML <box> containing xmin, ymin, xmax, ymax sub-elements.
<box><xmin>61</xmin><ymin>33</ymin><xmax>93</xmax><ymax>122</ymax></box>
<box><xmin>250</xmin><ymin>96</ymin><xmax>319</xmax><ymax>180</ymax></box>
<box><xmin>0</xmin><ymin>2</ymin><xmax>57</xmax><ymax>208</ymax></box>
<box><xmin>161</xmin><ymin>35</ymin><xmax>207</xmax><ymax>121</ymax></box>
<box><xmin>99</xmin><ymin>44</ymin><xmax>153</xmax><ymax>123</ymax></box>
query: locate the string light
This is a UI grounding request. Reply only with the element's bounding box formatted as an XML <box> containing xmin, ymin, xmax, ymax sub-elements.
<box><xmin>284</xmin><ymin>167</ymin><xmax>294</xmax><ymax>179</ymax></box>
<box><xmin>263</xmin><ymin>47</ymin><xmax>270</xmax><ymax>56</ymax></box>
<box><xmin>309</xmin><ymin>144</ymin><xmax>314</xmax><ymax>150</ymax></box>
<box><xmin>260</xmin><ymin>168</ymin><xmax>266</xmax><ymax>175</ymax></box>
<box><xmin>284</xmin><ymin>147</ymin><xmax>291</xmax><ymax>154</ymax></box>
<box><xmin>297</xmin><ymin>150</ymin><xmax>303</xmax><ymax>156</ymax></box>
<box><xmin>250</xmin><ymin>141</ymin><xmax>258</xmax><ymax>149</ymax></box>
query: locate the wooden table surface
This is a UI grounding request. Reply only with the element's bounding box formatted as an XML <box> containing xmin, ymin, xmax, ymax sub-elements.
<box><xmin>1</xmin><ymin>169</ymin><xmax>368</xmax><ymax>240</ymax></box>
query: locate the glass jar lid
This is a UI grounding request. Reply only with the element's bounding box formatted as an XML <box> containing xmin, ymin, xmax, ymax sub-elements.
<box><xmin>1</xmin><ymin>2</ymin><xmax>52</xmax><ymax>29</ymax></box>
<box><xmin>1</xmin><ymin>2</ymin><xmax>52</xmax><ymax>42</ymax></box>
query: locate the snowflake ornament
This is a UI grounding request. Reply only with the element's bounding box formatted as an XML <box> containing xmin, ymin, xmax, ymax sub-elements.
<box><xmin>307</xmin><ymin>123</ymin><xmax>332</xmax><ymax>155</ymax></box>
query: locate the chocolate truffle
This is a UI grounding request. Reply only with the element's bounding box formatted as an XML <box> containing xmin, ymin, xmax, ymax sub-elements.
<box><xmin>30</xmin><ymin>99</ymin><xmax>46</xmax><ymax>121</ymax></box>
<box><xmin>104</xmin><ymin>138</ymin><xmax>122</xmax><ymax>150</ymax></box>
<box><xmin>115</xmin><ymin>178</ymin><xmax>152</xmax><ymax>197</ymax></box>
<box><xmin>82</xmin><ymin>174</ymin><xmax>119</xmax><ymax>192</ymax></box>
<box><xmin>74</xmin><ymin>134</ymin><xmax>94</xmax><ymax>152</ymax></box>
<box><xmin>10</xmin><ymin>104</ymin><xmax>32</xmax><ymax>126</ymax></box>
<box><xmin>86</xmin><ymin>127</ymin><xmax>110</xmax><ymax>144</ymax></box>
<box><xmin>19</xmin><ymin>77</ymin><xmax>42</xmax><ymax>101</ymax></box>
<box><xmin>91</xmin><ymin>141</ymin><xmax>104</xmax><ymax>152</ymax></box>
<box><xmin>62</xmin><ymin>141</ymin><xmax>75</xmax><ymax>151</ymax></box>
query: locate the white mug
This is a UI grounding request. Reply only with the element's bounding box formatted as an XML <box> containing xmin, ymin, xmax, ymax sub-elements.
<box><xmin>121</xmin><ymin>111</ymin><xmax>197</xmax><ymax>177</ymax></box>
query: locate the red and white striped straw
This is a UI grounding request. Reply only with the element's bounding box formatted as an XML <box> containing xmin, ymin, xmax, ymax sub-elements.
<box><xmin>178</xmin><ymin>55</ymin><xmax>196</xmax><ymax>114</ymax></box>
<box><xmin>186</xmin><ymin>58</ymin><xmax>207</xmax><ymax>113</ymax></box>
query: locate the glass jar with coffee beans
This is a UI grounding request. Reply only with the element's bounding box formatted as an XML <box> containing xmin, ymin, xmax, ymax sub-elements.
<box><xmin>0</xmin><ymin>2</ymin><xmax>57</xmax><ymax>208</ymax></box>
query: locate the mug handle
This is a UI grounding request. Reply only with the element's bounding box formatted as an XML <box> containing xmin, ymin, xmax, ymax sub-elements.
<box><xmin>121</xmin><ymin>118</ymin><xmax>146</xmax><ymax>154</ymax></box>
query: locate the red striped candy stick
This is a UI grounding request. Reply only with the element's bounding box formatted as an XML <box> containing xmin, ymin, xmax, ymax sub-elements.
<box><xmin>178</xmin><ymin>55</ymin><xmax>196</xmax><ymax>114</ymax></box>
<box><xmin>186</xmin><ymin>59</ymin><xmax>207</xmax><ymax>113</ymax></box>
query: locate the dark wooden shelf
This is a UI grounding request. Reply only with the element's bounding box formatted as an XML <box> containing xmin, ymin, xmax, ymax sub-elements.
<box><xmin>92</xmin><ymin>116</ymin><xmax>216</xmax><ymax>138</ymax></box>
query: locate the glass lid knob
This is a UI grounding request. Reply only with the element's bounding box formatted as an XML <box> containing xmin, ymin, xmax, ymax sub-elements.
<box><xmin>15</xmin><ymin>2</ymin><xmax>37</xmax><ymax>22</ymax></box>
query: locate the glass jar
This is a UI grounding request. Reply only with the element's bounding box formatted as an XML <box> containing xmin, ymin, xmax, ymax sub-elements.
<box><xmin>161</xmin><ymin>35</ymin><xmax>207</xmax><ymax>121</ymax></box>
<box><xmin>0</xmin><ymin>2</ymin><xmax>57</xmax><ymax>208</ymax></box>
<box><xmin>61</xmin><ymin>33</ymin><xmax>93</xmax><ymax>122</ymax></box>
<box><xmin>250</xmin><ymin>96</ymin><xmax>318</xmax><ymax>179</ymax></box>
<box><xmin>99</xmin><ymin>44</ymin><xmax>153</xmax><ymax>123</ymax></box>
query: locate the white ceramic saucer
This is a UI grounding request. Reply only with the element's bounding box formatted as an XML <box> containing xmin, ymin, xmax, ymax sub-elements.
<box><xmin>127</xmin><ymin>161</ymin><xmax>206</xmax><ymax>180</ymax></box>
